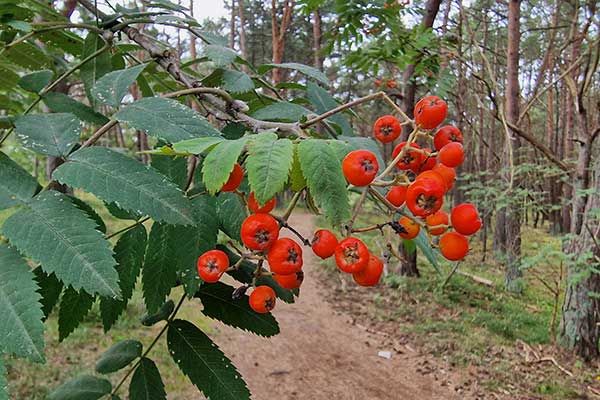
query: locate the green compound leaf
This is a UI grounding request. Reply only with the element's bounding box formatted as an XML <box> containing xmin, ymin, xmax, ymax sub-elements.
<box><xmin>196</xmin><ymin>282</ymin><xmax>279</xmax><ymax>337</ymax></box>
<box><xmin>91</xmin><ymin>63</ymin><xmax>148</xmax><ymax>107</ymax></box>
<box><xmin>53</xmin><ymin>147</ymin><xmax>195</xmax><ymax>226</ymax></box>
<box><xmin>202</xmin><ymin>137</ymin><xmax>247</xmax><ymax>194</ymax></box>
<box><xmin>18</xmin><ymin>69</ymin><xmax>53</xmax><ymax>93</ymax></box>
<box><xmin>33</xmin><ymin>268</ymin><xmax>63</xmax><ymax>320</ymax></box>
<box><xmin>58</xmin><ymin>287</ymin><xmax>95</xmax><ymax>342</ymax></box>
<box><xmin>167</xmin><ymin>320</ymin><xmax>251</xmax><ymax>400</ymax></box>
<box><xmin>2</xmin><ymin>191</ymin><xmax>120</xmax><ymax>298</ymax></box>
<box><xmin>258</xmin><ymin>62</ymin><xmax>329</xmax><ymax>84</ymax></box>
<box><xmin>0</xmin><ymin>244</ymin><xmax>45</xmax><ymax>363</ymax></box>
<box><xmin>129</xmin><ymin>358</ymin><xmax>166</xmax><ymax>400</ymax></box>
<box><xmin>43</xmin><ymin>93</ymin><xmax>109</xmax><ymax>125</ymax></box>
<box><xmin>298</xmin><ymin>139</ymin><xmax>351</xmax><ymax>226</ymax></box>
<box><xmin>246</xmin><ymin>132</ymin><xmax>294</xmax><ymax>205</ymax></box>
<box><xmin>215</xmin><ymin>193</ymin><xmax>247</xmax><ymax>242</ymax></box>
<box><xmin>0</xmin><ymin>151</ymin><xmax>40</xmax><ymax>210</ymax></box>
<box><xmin>47</xmin><ymin>375</ymin><xmax>112</xmax><ymax>400</ymax></box>
<box><xmin>96</xmin><ymin>340</ymin><xmax>142</xmax><ymax>374</ymax></box>
<box><xmin>14</xmin><ymin>113</ymin><xmax>80</xmax><ymax>157</ymax></box>
<box><xmin>221</xmin><ymin>70</ymin><xmax>254</xmax><ymax>93</ymax></box>
<box><xmin>204</xmin><ymin>44</ymin><xmax>237</xmax><ymax>67</ymax></box>
<box><xmin>115</xmin><ymin>97</ymin><xmax>222</xmax><ymax>143</ymax></box>
<box><xmin>100</xmin><ymin>225</ymin><xmax>147</xmax><ymax>332</ymax></box>
<box><xmin>80</xmin><ymin>32</ymin><xmax>111</xmax><ymax>108</ymax></box>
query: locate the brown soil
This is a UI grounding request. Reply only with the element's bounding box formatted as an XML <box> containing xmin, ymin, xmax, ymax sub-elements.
<box><xmin>210</xmin><ymin>213</ymin><xmax>462</xmax><ymax>400</ymax></box>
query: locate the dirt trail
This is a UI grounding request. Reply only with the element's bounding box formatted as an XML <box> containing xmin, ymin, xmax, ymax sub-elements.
<box><xmin>212</xmin><ymin>213</ymin><xmax>459</xmax><ymax>400</ymax></box>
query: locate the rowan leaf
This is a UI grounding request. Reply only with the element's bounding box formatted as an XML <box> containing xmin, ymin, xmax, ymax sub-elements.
<box><xmin>14</xmin><ymin>113</ymin><xmax>80</xmax><ymax>157</ymax></box>
<box><xmin>167</xmin><ymin>320</ymin><xmax>251</xmax><ymax>400</ymax></box>
<box><xmin>0</xmin><ymin>244</ymin><xmax>45</xmax><ymax>363</ymax></box>
<box><xmin>91</xmin><ymin>63</ymin><xmax>148</xmax><ymax>107</ymax></box>
<box><xmin>47</xmin><ymin>375</ymin><xmax>112</xmax><ymax>400</ymax></box>
<box><xmin>53</xmin><ymin>147</ymin><xmax>195</xmax><ymax>226</ymax></box>
<box><xmin>96</xmin><ymin>340</ymin><xmax>142</xmax><ymax>374</ymax></box>
<box><xmin>201</xmin><ymin>137</ymin><xmax>247</xmax><ymax>194</ymax></box>
<box><xmin>0</xmin><ymin>151</ymin><xmax>40</xmax><ymax>210</ymax></box>
<box><xmin>129</xmin><ymin>358</ymin><xmax>166</xmax><ymax>400</ymax></box>
<box><xmin>1</xmin><ymin>191</ymin><xmax>120</xmax><ymax>298</ymax></box>
<box><xmin>80</xmin><ymin>32</ymin><xmax>111</xmax><ymax>108</ymax></box>
<box><xmin>196</xmin><ymin>282</ymin><xmax>279</xmax><ymax>337</ymax></box>
<box><xmin>100</xmin><ymin>225</ymin><xmax>147</xmax><ymax>332</ymax></box>
<box><xmin>58</xmin><ymin>287</ymin><xmax>95</xmax><ymax>342</ymax></box>
<box><xmin>298</xmin><ymin>139</ymin><xmax>351</xmax><ymax>225</ymax></box>
<box><xmin>246</xmin><ymin>132</ymin><xmax>294</xmax><ymax>205</ymax></box>
<box><xmin>115</xmin><ymin>97</ymin><xmax>222</xmax><ymax>143</ymax></box>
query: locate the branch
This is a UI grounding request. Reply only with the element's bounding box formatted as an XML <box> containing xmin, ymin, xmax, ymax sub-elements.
<box><xmin>76</xmin><ymin>0</ymin><xmax>306</xmax><ymax>138</ymax></box>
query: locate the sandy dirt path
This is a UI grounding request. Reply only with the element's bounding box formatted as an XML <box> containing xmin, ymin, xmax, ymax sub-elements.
<box><xmin>210</xmin><ymin>213</ymin><xmax>459</xmax><ymax>400</ymax></box>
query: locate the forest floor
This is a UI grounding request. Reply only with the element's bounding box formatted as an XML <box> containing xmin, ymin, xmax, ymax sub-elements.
<box><xmin>4</xmin><ymin>201</ymin><xmax>600</xmax><ymax>399</ymax></box>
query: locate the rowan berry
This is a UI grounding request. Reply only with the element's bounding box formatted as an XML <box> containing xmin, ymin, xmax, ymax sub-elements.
<box><xmin>249</xmin><ymin>285</ymin><xmax>276</xmax><ymax>313</ymax></box>
<box><xmin>267</xmin><ymin>238</ymin><xmax>303</xmax><ymax>275</ymax></box>
<box><xmin>197</xmin><ymin>250</ymin><xmax>229</xmax><ymax>283</ymax></box>
<box><xmin>414</xmin><ymin>96</ymin><xmax>447</xmax><ymax>129</ymax></box>
<box><xmin>434</xmin><ymin>125</ymin><xmax>463</xmax><ymax>151</ymax></box>
<box><xmin>451</xmin><ymin>203</ymin><xmax>482</xmax><ymax>236</ymax></box>
<box><xmin>274</xmin><ymin>270</ymin><xmax>304</xmax><ymax>290</ymax></box>
<box><xmin>311</xmin><ymin>229</ymin><xmax>338</xmax><ymax>259</ymax></box>
<box><xmin>406</xmin><ymin>178</ymin><xmax>445</xmax><ymax>217</ymax></box>
<box><xmin>248</xmin><ymin>192</ymin><xmax>276</xmax><ymax>214</ymax></box>
<box><xmin>392</xmin><ymin>141</ymin><xmax>422</xmax><ymax>172</ymax></box>
<box><xmin>438</xmin><ymin>142</ymin><xmax>465</xmax><ymax>168</ymax></box>
<box><xmin>342</xmin><ymin>150</ymin><xmax>379</xmax><ymax>186</ymax></box>
<box><xmin>431</xmin><ymin>164</ymin><xmax>456</xmax><ymax>191</ymax></box>
<box><xmin>425</xmin><ymin>210</ymin><xmax>449</xmax><ymax>235</ymax></box>
<box><xmin>373</xmin><ymin>115</ymin><xmax>402</xmax><ymax>143</ymax></box>
<box><xmin>221</xmin><ymin>163</ymin><xmax>244</xmax><ymax>192</ymax></box>
<box><xmin>352</xmin><ymin>255</ymin><xmax>383</xmax><ymax>287</ymax></box>
<box><xmin>386</xmin><ymin>185</ymin><xmax>408</xmax><ymax>207</ymax></box>
<box><xmin>439</xmin><ymin>232</ymin><xmax>469</xmax><ymax>261</ymax></box>
<box><xmin>397</xmin><ymin>216</ymin><xmax>420</xmax><ymax>239</ymax></box>
<box><xmin>240</xmin><ymin>213</ymin><xmax>279</xmax><ymax>251</ymax></box>
<box><xmin>334</xmin><ymin>237</ymin><xmax>370</xmax><ymax>273</ymax></box>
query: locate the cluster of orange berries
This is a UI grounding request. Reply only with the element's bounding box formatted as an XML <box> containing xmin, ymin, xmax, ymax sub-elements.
<box><xmin>196</xmin><ymin>95</ymin><xmax>481</xmax><ymax>314</ymax></box>
<box><xmin>340</xmin><ymin>95</ymin><xmax>482</xmax><ymax>261</ymax></box>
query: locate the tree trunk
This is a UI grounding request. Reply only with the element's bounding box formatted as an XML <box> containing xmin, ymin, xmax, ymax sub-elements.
<box><xmin>559</xmin><ymin>160</ymin><xmax>600</xmax><ymax>360</ymax></box>
<box><xmin>270</xmin><ymin>0</ymin><xmax>294</xmax><ymax>85</ymax></box>
<box><xmin>238</xmin><ymin>0</ymin><xmax>247</xmax><ymax>60</ymax></box>
<box><xmin>312</xmin><ymin>9</ymin><xmax>322</xmax><ymax>70</ymax></box>
<box><xmin>498</xmin><ymin>0</ymin><xmax>522</xmax><ymax>292</ymax></box>
<box><xmin>229</xmin><ymin>0</ymin><xmax>236</xmax><ymax>49</ymax></box>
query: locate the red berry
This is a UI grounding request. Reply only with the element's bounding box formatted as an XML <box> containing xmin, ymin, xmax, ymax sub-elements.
<box><xmin>438</xmin><ymin>142</ymin><xmax>465</xmax><ymax>168</ymax></box>
<box><xmin>373</xmin><ymin>115</ymin><xmax>402</xmax><ymax>143</ymax></box>
<box><xmin>414</xmin><ymin>96</ymin><xmax>447</xmax><ymax>129</ymax></box>
<box><xmin>311</xmin><ymin>229</ymin><xmax>338</xmax><ymax>259</ymax></box>
<box><xmin>418</xmin><ymin>147</ymin><xmax>437</xmax><ymax>172</ymax></box>
<box><xmin>397</xmin><ymin>216</ymin><xmax>420</xmax><ymax>239</ymax></box>
<box><xmin>240</xmin><ymin>213</ymin><xmax>279</xmax><ymax>251</ymax></box>
<box><xmin>439</xmin><ymin>232</ymin><xmax>469</xmax><ymax>261</ymax></box>
<box><xmin>405</xmin><ymin>178</ymin><xmax>445</xmax><ymax>217</ymax></box>
<box><xmin>392</xmin><ymin>142</ymin><xmax>422</xmax><ymax>171</ymax></box>
<box><xmin>334</xmin><ymin>237</ymin><xmax>370</xmax><ymax>273</ymax></box>
<box><xmin>352</xmin><ymin>255</ymin><xmax>383</xmax><ymax>286</ymax></box>
<box><xmin>342</xmin><ymin>150</ymin><xmax>379</xmax><ymax>186</ymax></box>
<box><xmin>248</xmin><ymin>192</ymin><xmax>276</xmax><ymax>214</ymax></box>
<box><xmin>425</xmin><ymin>210</ymin><xmax>449</xmax><ymax>235</ymax></box>
<box><xmin>386</xmin><ymin>185</ymin><xmax>408</xmax><ymax>207</ymax></box>
<box><xmin>415</xmin><ymin>170</ymin><xmax>446</xmax><ymax>192</ymax></box>
<box><xmin>267</xmin><ymin>238</ymin><xmax>303</xmax><ymax>275</ymax></box>
<box><xmin>432</xmin><ymin>164</ymin><xmax>456</xmax><ymax>191</ymax></box>
<box><xmin>451</xmin><ymin>203</ymin><xmax>482</xmax><ymax>236</ymax></box>
<box><xmin>434</xmin><ymin>125</ymin><xmax>463</xmax><ymax>151</ymax></box>
<box><xmin>274</xmin><ymin>270</ymin><xmax>304</xmax><ymax>290</ymax></box>
<box><xmin>249</xmin><ymin>285</ymin><xmax>276</xmax><ymax>313</ymax></box>
<box><xmin>221</xmin><ymin>163</ymin><xmax>244</xmax><ymax>192</ymax></box>
<box><xmin>386</xmin><ymin>79</ymin><xmax>398</xmax><ymax>88</ymax></box>
<box><xmin>197</xmin><ymin>250</ymin><xmax>229</xmax><ymax>283</ymax></box>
